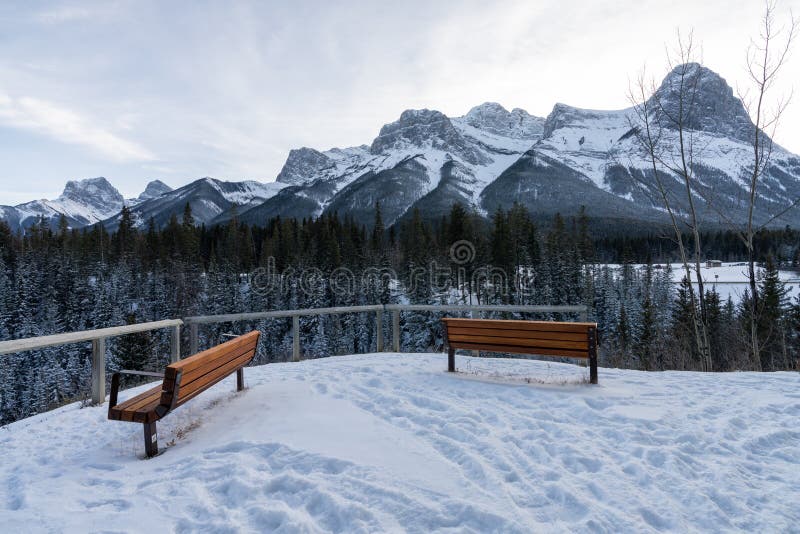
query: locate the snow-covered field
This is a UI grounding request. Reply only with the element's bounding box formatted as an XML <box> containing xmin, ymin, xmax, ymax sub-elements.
<box><xmin>610</xmin><ymin>262</ymin><xmax>800</xmax><ymax>303</ymax></box>
<box><xmin>2</xmin><ymin>353</ymin><xmax>798</xmax><ymax>533</ymax></box>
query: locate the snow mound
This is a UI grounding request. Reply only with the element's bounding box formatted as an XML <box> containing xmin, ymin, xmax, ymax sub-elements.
<box><xmin>1</xmin><ymin>353</ymin><xmax>798</xmax><ymax>532</ymax></box>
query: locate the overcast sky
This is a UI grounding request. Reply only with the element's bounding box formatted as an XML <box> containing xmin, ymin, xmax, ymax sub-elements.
<box><xmin>1</xmin><ymin>0</ymin><xmax>798</xmax><ymax>204</ymax></box>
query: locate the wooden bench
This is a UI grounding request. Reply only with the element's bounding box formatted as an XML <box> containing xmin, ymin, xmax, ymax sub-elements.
<box><xmin>108</xmin><ymin>330</ymin><xmax>261</xmax><ymax>457</ymax></box>
<box><xmin>441</xmin><ymin>318</ymin><xmax>598</xmax><ymax>384</ymax></box>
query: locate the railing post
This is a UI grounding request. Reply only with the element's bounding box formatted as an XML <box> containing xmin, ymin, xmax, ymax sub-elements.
<box><xmin>292</xmin><ymin>315</ymin><xmax>300</xmax><ymax>362</ymax></box>
<box><xmin>376</xmin><ymin>309</ymin><xmax>383</xmax><ymax>352</ymax></box>
<box><xmin>91</xmin><ymin>337</ymin><xmax>106</xmax><ymax>405</ymax></box>
<box><xmin>470</xmin><ymin>309</ymin><xmax>480</xmax><ymax>357</ymax></box>
<box><xmin>392</xmin><ymin>310</ymin><xmax>400</xmax><ymax>352</ymax></box>
<box><xmin>170</xmin><ymin>324</ymin><xmax>181</xmax><ymax>363</ymax></box>
<box><xmin>189</xmin><ymin>323</ymin><xmax>198</xmax><ymax>355</ymax></box>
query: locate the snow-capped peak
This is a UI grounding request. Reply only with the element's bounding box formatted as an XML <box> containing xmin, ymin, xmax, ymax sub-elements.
<box><xmin>276</xmin><ymin>148</ymin><xmax>334</xmax><ymax>185</ymax></box>
<box><xmin>59</xmin><ymin>177</ymin><xmax>123</xmax><ymax>207</ymax></box>
<box><xmin>54</xmin><ymin>177</ymin><xmax>126</xmax><ymax>223</ymax></box>
<box><xmin>652</xmin><ymin>62</ymin><xmax>754</xmax><ymax>143</ymax></box>
<box><xmin>137</xmin><ymin>180</ymin><xmax>172</xmax><ymax>201</ymax></box>
<box><xmin>370</xmin><ymin>109</ymin><xmax>487</xmax><ymax>166</ymax></box>
<box><xmin>463</xmin><ymin>102</ymin><xmax>544</xmax><ymax>140</ymax></box>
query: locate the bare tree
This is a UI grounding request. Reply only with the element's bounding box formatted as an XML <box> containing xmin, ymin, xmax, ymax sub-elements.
<box><xmin>738</xmin><ymin>0</ymin><xmax>797</xmax><ymax>370</ymax></box>
<box><xmin>627</xmin><ymin>32</ymin><xmax>712</xmax><ymax>370</ymax></box>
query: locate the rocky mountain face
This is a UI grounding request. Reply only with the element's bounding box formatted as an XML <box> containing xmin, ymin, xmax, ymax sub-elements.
<box><xmin>233</xmin><ymin>64</ymin><xmax>800</xmax><ymax>229</ymax></box>
<box><xmin>654</xmin><ymin>63</ymin><xmax>755</xmax><ymax>143</ymax></box>
<box><xmin>4</xmin><ymin>64</ymin><xmax>799</xmax><ymax>233</ymax></box>
<box><xmin>105</xmin><ymin>177</ymin><xmax>285</xmax><ymax>230</ymax></box>
<box><xmin>0</xmin><ymin>177</ymin><xmax>128</xmax><ymax>232</ymax></box>
<box><xmin>135</xmin><ymin>180</ymin><xmax>173</xmax><ymax>202</ymax></box>
<box><xmin>233</xmin><ymin>102</ymin><xmax>544</xmax><ymax>227</ymax></box>
<box><xmin>464</xmin><ymin>102</ymin><xmax>544</xmax><ymax>139</ymax></box>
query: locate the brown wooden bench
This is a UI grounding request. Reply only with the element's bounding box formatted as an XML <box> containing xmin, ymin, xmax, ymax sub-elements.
<box><xmin>108</xmin><ymin>330</ymin><xmax>261</xmax><ymax>457</ymax></box>
<box><xmin>441</xmin><ymin>318</ymin><xmax>598</xmax><ymax>384</ymax></box>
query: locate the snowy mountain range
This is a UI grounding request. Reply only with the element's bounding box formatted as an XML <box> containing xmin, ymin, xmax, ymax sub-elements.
<box><xmin>2</xmin><ymin>63</ymin><xmax>799</xmax><ymax>233</ymax></box>
<box><xmin>0</xmin><ymin>178</ymin><xmax>172</xmax><ymax>232</ymax></box>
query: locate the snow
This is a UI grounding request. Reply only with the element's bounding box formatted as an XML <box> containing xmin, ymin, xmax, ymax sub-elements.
<box><xmin>1</xmin><ymin>353</ymin><xmax>798</xmax><ymax>532</ymax></box>
<box><xmin>606</xmin><ymin>262</ymin><xmax>800</xmax><ymax>303</ymax></box>
<box><xmin>212</xmin><ymin>180</ymin><xmax>286</xmax><ymax>206</ymax></box>
<box><xmin>451</xmin><ymin>117</ymin><xmax>535</xmax><ymax>154</ymax></box>
<box><xmin>537</xmin><ymin>107</ymin><xmax>634</xmax><ymax>189</ymax></box>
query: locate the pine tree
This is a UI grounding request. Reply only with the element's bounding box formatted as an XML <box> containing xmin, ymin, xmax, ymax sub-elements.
<box><xmin>757</xmin><ymin>256</ymin><xmax>790</xmax><ymax>370</ymax></box>
<box><xmin>637</xmin><ymin>295</ymin><xmax>656</xmax><ymax>370</ymax></box>
<box><xmin>111</xmin><ymin>313</ymin><xmax>154</xmax><ymax>373</ymax></box>
<box><xmin>672</xmin><ymin>276</ymin><xmax>697</xmax><ymax>369</ymax></box>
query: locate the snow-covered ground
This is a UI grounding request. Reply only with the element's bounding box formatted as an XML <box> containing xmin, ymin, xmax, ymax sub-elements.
<box><xmin>608</xmin><ymin>262</ymin><xmax>800</xmax><ymax>303</ymax></box>
<box><xmin>2</xmin><ymin>353</ymin><xmax>798</xmax><ymax>532</ymax></box>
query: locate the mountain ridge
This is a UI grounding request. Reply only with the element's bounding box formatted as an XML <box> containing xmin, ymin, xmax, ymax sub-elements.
<box><xmin>3</xmin><ymin>63</ymin><xmax>799</xmax><ymax>233</ymax></box>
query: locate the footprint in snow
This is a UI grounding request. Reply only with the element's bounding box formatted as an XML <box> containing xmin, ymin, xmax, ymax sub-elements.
<box><xmin>84</xmin><ymin>462</ymin><xmax>123</xmax><ymax>472</ymax></box>
<box><xmin>583</xmin><ymin>398</ymin><xmax>610</xmax><ymax>410</ymax></box>
<box><xmin>4</xmin><ymin>473</ymin><xmax>25</xmax><ymax>511</ymax></box>
<box><xmin>81</xmin><ymin>498</ymin><xmax>132</xmax><ymax>512</ymax></box>
<box><xmin>82</xmin><ymin>477</ymin><xmax>123</xmax><ymax>489</ymax></box>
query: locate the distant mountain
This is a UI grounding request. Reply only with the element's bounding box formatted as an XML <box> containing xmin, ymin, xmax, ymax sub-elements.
<box><xmin>231</xmin><ymin>103</ymin><xmax>543</xmax><ymax>227</ymax></box>
<box><xmin>4</xmin><ymin>63</ymin><xmax>799</xmax><ymax>233</ymax></box>
<box><xmin>133</xmin><ymin>180</ymin><xmax>173</xmax><ymax>203</ymax></box>
<box><xmin>232</xmin><ymin>63</ymin><xmax>800</xmax><ymax>228</ymax></box>
<box><xmin>0</xmin><ymin>177</ymin><xmax>128</xmax><ymax>232</ymax></box>
<box><xmin>104</xmin><ymin>177</ymin><xmax>285</xmax><ymax>230</ymax></box>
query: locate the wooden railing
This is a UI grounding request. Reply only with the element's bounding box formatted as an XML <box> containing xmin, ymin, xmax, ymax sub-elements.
<box><xmin>0</xmin><ymin>320</ymin><xmax>183</xmax><ymax>405</ymax></box>
<box><xmin>0</xmin><ymin>304</ymin><xmax>588</xmax><ymax>408</ymax></box>
<box><xmin>184</xmin><ymin>304</ymin><xmax>588</xmax><ymax>362</ymax></box>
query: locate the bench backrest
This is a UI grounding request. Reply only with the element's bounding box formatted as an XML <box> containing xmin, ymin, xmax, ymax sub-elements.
<box><xmin>160</xmin><ymin>330</ymin><xmax>260</xmax><ymax>409</ymax></box>
<box><xmin>442</xmin><ymin>318</ymin><xmax>596</xmax><ymax>359</ymax></box>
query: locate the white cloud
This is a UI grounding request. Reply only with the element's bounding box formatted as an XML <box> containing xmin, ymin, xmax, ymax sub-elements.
<box><xmin>0</xmin><ymin>93</ymin><xmax>155</xmax><ymax>162</ymax></box>
<box><xmin>36</xmin><ymin>6</ymin><xmax>94</xmax><ymax>24</ymax></box>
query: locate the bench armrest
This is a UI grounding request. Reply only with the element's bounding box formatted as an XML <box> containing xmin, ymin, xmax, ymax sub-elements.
<box><xmin>117</xmin><ymin>370</ymin><xmax>165</xmax><ymax>378</ymax></box>
<box><xmin>109</xmin><ymin>370</ymin><xmax>165</xmax><ymax>409</ymax></box>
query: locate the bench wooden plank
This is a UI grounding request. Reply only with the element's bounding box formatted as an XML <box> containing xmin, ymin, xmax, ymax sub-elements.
<box><xmin>176</xmin><ymin>350</ymin><xmax>256</xmax><ymax>406</ymax></box>
<box><xmin>169</xmin><ymin>332</ymin><xmax>260</xmax><ymax>374</ymax></box>
<box><xmin>159</xmin><ymin>336</ymin><xmax>258</xmax><ymax>406</ymax></box>
<box><xmin>109</xmin><ymin>385</ymin><xmax>163</xmax><ymax>421</ymax></box>
<box><xmin>442</xmin><ymin>318</ymin><xmax>593</xmax><ymax>333</ymax></box>
<box><xmin>447</xmin><ymin>334</ymin><xmax>588</xmax><ymax>351</ymax></box>
<box><xmin>176</xmin><ymin>341</ymin><xmax>258</xmax><ymax>385</ymax></box>
<box><xmin>445</xmin><ymin>326</ymin><xmax>588</xmax><ymax>342</ymax></box>
<box><xmin>129</xmin><ymin>396</ymin><xmax>163</xmax><ymax>423</ymax></box>
<box><xmin>447</xmin><ymin>341</ymin><xmax>591</xmax><ymax>359</ymax></box>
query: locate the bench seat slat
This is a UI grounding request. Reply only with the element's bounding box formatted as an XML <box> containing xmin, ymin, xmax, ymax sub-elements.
<box><xmin>168</xmin><ymin>332</ymin><xmax>260</xmax><ymax>374</ymax></box>
<box><xmin>108</xmin><ymin>384</ymin><xmax>163</xmax><ymax>422</ymax></box>
<box><xmin>445</xmin><ymin>326</ymin><xmax>587</xmax><ymax>342</ymax></box>
<box><xmin>448</xmin><ymin>341</ymin><xmax>590</xmax><ymax>359</ymax></box>
<box><xmin>442</xmin><ymin>318</ymin><xmax>593</xmax><ymax>333</ymax></box>
<box><xmin>175</xmin><ymin>350</ymin><xmax>256</xmax><ymax>406</ymax></box>
<box><xmin>115</xmin><ymin>384</ymin><xmax>162</xmax><ymax>414</ymax></box>
<box><xmin>129</xmin><ymin>396</ymin><xmax>163</xmax><ymax>423</ymax></box>
<box><xmin>448</xmin><ymin>333</ymin><xmax>588</xmax><ymax>351</ymax></box>
<box><xmin>176</xmin><ymin>341</ymin><xmax>259</xmax><ymax>385</ymax></box>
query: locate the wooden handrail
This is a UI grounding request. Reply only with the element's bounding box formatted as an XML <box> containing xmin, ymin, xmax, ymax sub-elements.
<box><xmin>0</xmin><ymin>319</ymin><xmax>183</xmax><ymax>355</ymax></box>
<box><xmin>0</xmin><ymin>319</ymin><xmax>183</xmax><ymax>406</ymax></box>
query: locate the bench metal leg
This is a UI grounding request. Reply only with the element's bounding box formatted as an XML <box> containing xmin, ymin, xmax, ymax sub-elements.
<box><xmin>448</xmin><ymin>347</ymin><xmax>455</xmax><ymax>372</ymax></box>
<box><xmin>143</xmin><ymin>422</ymin><xmax>158</xmax><ymax>458</ymax></box>
<box><xmin>236</xmin><ymin>368</ymin><xmax>244</xmax><ymax>391</ymax></box>
<box><xmin>588</xmin><ymin>327</ymin><xmax>598</xmax><ymax>385</ymax></box>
